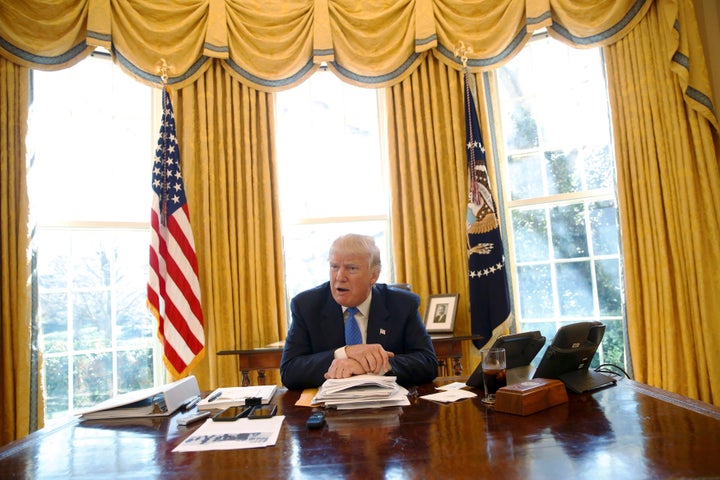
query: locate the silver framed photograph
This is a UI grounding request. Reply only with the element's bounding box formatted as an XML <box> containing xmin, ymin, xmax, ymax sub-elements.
<box><xmin>423</xmin><ymin>293</ymin><xmax>459</xmax><ymax>333</ymax></box>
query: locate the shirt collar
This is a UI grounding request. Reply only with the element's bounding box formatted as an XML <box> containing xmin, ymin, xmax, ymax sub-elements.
<box><xmin>343</xmin><ymin>290</ymin><xmax>372</xmax><ymax>318</ymax></box>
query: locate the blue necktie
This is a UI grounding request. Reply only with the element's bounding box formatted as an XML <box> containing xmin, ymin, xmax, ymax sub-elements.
<box><xmin>344</xmin><ymin>307</ymin><xmax>362</xmax><ymax>345</ymax></box>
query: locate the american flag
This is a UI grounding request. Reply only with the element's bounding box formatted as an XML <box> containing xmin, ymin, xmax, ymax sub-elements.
<box><xmin>147</xmin><ymin>87</ymin><xmax>205</xmax><ymax>379</ymax></box>
<box><xmin>463</xmin><ymin>71</ymin><xmax>511</xmax><ymax>349</ymax></box>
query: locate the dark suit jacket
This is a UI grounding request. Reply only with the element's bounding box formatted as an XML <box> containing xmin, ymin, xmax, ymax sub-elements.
<box><xmin>280</xmin><ymin>282</ymin><xmax>438</xmax><ymax>389</ymax></box>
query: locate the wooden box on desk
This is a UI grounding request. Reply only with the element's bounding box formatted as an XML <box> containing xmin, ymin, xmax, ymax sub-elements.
<box><xmin>494</xmin><ymin>378</ymin><xmax>568</xmax><ymax>416</ymax></box>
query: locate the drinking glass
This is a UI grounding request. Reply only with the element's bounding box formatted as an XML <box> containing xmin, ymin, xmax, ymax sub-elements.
<box><xmin>480</xmin><ymin>348</ymin><xmax>507</xmax><ymax>405</ymax></box>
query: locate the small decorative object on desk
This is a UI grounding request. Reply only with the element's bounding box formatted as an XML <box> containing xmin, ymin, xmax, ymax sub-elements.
<box><xmin>493</xmin><ymin>378</ymin><xmax>568</xmax><ymax>416</ymax></box>
<box><xmin>424</xmin><ymin>293</ymin><xmax>459</xmax><ymax>333</ymax></box>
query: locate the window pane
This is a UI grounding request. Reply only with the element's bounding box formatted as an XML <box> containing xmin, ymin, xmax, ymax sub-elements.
<box><xmin>550</xmin><ymin>204</ymin><xmax>588</xmax><ymax>259</ymax></box>
<box><xmin>584</xmin><ymin>145</ymin><xmax>614</xmax><ymax>190</ymax></box>
<box><xmin>517</xmin><ymin>264</ymin><xmax>553</xmax><ymax>318</ymax></box>
<box><xmin>117</xmin><ymin>289</ymin><xmax>154</xmax><ymax>346</ymax></box>
<box><xmin>596</xmin><ymin>258</ymin><xmax>622</xmax><ymax>316</ymax></box>
<box><xmin>497</xmin><ymin>36</ymin><xmax>626</xmax><ymax>370</ymax></box>
<box><xmin>507</xmin><ymin>152</ymin><xmax>545</xmax><ymax>200</ymax></box>
<box><xmin>39</xmin><ymin>292</ymin><xmax>68</xmax><ymax>354</ymax></box>
<box><xmin>590</xmin><ymin>200</ymin><xmax>620</xmax><ymax>255</ymax></box>
<box><xmin>275</xmin><ymin>72</ymin><xmax>387</xmax><ymax>221</ymax></box>
<box><xmin>30</xmin><ymin>58</ymin><xmax>153</xmax><ymax>224</ymax></box>
<box><xmin>37</xmin><ymin>231</ymin><xmax>69</xmax><ymax>289</ymax></box>
<box><xmin>276</xmin><ymin>72</ymin><xmax>391</xmax><ymax>306</ymax></box>
<box><xmin>70</xmin><ymin>233</ymin><xmax>112</xmax><ymax>288</ymax></box>
<box><xmin>117</xmin><ymin>349</ymin><xmax>154</xmax><ymax>393</ymax></box>
<box><xmin>502</xmin><ymin>99</ymin><xmax>539</xmax><ymax>151</ymax></box>
<box><xmin>44</xmin><ymin>356</ymin><xmax>68</xmax><ymax>417</ymax></box>
<box><xmin>73</xmin><ymin>352</ymin><xmax>113</xmax><ymax>408</ymax></box>
<box><xmin>511</xmin><ymin>208</ymin><xmax>548</xmax><ymax>262</ymax></box>
<box><xmin>73</xmin><ymin>290</ymin><xmax>111</xmax><ymax>350</ymax></box>
<box><xmin>556</xmin><ymin>261</ymin><xmax>593</xmax><ymax>317</ymax></box>
<box><xmin>545</xmin><ymin>149</ymin><xmax>582</xmax><ymax>195</ymax></box>
<box><xmin>30</xmin><ymin>54</ymin><xmax>161</xmax><ymax>422</ymax></box>
<box><xmin>602</xmin><ymin>319</ymin><xmax>626</xmax><ymax>366</ymax></box>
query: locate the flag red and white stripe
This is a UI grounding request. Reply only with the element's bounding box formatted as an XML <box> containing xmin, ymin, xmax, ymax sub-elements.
<box><xmin>147</xmin><ymin>86</ymin><xmax>205</xmax><ymax>379</ymax></box>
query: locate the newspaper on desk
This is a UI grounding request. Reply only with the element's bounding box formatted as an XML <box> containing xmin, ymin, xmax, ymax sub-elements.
<box><xmin>311</xmin><ymin>374</ymin><xmax>410</xmax><ymax>410</ymax></box>
<box><xmin>173</xmin><ymin>416</ymin><xmax>285</xmax><ymax>452</ymax></box>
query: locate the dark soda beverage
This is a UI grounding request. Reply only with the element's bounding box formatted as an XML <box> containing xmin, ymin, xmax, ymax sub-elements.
<box><xmin>482</xmin><ymin>368</ymin><xmax>507</xmax><ymax>395</ymax></box>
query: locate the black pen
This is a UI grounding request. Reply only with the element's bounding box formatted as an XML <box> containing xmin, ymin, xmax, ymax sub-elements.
<box><xmin>206</xmin><ymin>391</ymin><xmax>222</xmax><ymax>402</ymax></box>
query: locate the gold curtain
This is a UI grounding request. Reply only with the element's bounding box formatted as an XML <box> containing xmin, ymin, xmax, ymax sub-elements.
<box><xmin>173</xmin><ymin>61</ymin><xmax>287</xmax><ymax>388</ymax></box>
<box><xmin>0</xmin><ymin>58</ymin><xmax>40</xmax><ymax>445</ymax></box>
<box><xmin>386</xmin><ymin>53</ymin><xmax>469</xmax><ymax>326</ymax></box>
<box><xmin>1</xmin><ymin>0</ymin><xmax>651</xmax><ymax>88</ymax></box>
<box><xmin>386</xmin><ymin>56</ymin><xmax>505</xmax><ymax>371</ymax></box>
<box><xmin>604</xmin><ymin>2</ymin><xmax>720</xmax><ymax>404</ymax></box>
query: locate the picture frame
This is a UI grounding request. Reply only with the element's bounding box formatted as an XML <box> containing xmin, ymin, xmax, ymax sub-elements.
<box><xmin>423</xmin><ymin>294</ymin><xmax>459</xmax><ymax>333</ymax></box>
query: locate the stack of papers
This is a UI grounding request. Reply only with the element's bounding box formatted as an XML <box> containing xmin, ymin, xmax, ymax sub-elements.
<box><xmin>311</xmin><ymin>374</ymin><xmax>410</xmax><ymax>410</ymax></box>
<box><xmin>197</xmin><ymin>385</ymin><xmax>277</xmax><ymax>411</ymax></box>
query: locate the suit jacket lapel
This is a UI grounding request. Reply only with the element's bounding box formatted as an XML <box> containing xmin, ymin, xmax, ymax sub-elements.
<box><xmin>321</xmin><ymin>288</ymin><xmax>345</xmax><ymax>343</ymax></box>
<box><xmin>367</xmin><ymin>285</ymin><xmax>390</xmax><ymax>343</ymax></box>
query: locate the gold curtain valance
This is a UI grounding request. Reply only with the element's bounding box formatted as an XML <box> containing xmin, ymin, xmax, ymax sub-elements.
<box><xmin>1</xmin><ymin>0</ymin><xmax>658</xmax><ymax>90</ymax></box>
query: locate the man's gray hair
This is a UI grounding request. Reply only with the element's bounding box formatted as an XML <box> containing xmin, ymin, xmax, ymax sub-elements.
<box><xmin>329</xmin><ymin>234</ymin><xmax>381</xmax><ymax>274</ymax></box>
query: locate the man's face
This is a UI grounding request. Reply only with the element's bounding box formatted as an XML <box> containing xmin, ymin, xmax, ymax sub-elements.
<box><xmin>329</xmin><ymin>251</ymin><xmax>379</xmax><ymax>307</ymax></box>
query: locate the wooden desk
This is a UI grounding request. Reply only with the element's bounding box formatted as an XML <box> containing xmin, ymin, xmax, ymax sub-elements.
<box><xmin>2</xmin><ymin>379</ymin><xmax>719</xmax><ymax>479</ymax></box>
<box><xmin>218</xmin><ymin>347</ymin><xmax>283</xmax><ymax>386</ymax></box>
<box><xmin>218</xmin><ymin>333</ymin><xmax>483</xmax><ymax>386</ymax></box>
<box><xmin>429</xmin><ymin>333</ymin><xmax>483</xmax><ymax>376</ymax></box>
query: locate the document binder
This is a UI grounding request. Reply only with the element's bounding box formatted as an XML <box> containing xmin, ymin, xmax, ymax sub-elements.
<box><xmin>79</xmin><ymin>376</ymin><xmax>200</xmax><ymax>421</ymax></box>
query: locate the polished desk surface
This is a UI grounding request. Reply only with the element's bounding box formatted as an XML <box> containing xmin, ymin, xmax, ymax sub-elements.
<box><xmin>2</xmin><ymin>379</ymin><xmax>720</xmax><ymax>479</ymax></box>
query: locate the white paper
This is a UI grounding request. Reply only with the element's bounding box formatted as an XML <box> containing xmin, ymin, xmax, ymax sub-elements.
<box><xmin>197</xmin><ymin>385</ymin><xmax>278</xmax><ymax>411</ymax></box>
<box><xmin>172</xmin><ymin>416</ymin><xmax>285</xmax><ymax>452</ymax></box>
<box><xmin>420</xmin><ymin>389</ymin><xmax>477</xmax><ymax>403</ymax></box>
<box><xmin>435</xmin><ymin>382</ymin><xmax>468</xmax><ymax>391</ymax></box>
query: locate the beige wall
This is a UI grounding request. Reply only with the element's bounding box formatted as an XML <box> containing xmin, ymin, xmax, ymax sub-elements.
<box><xmin>694</xmin><ymin>0</ymin><xmax>720</xmax><ymax>109</ymax></box>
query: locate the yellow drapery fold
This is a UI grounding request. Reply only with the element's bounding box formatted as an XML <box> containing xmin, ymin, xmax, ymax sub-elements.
<box><xmin>110</xmin><ymin>0</ymin><xmax>211</xmax><ymax>88</ymax></box>
<box><xmin>204</xmin><ymin>0</ymin><xmax>229</xmax><ymax>58</ymax></box>
<box><xmin>549</xmin><ymin>0</ymin><xmax>653</xmax><ymax>45</ymax></box>
<box><xmin>386</xmin><ymin>53</ymin><xmax>470</xmax><ymax>344</ymax></box>
<box><xmin>0</xmin><ymin>58</ymin><xmax>41</xmax><ymax>446</ymax></box>
<box><xmin>173</xmin><ymin>62</ymin><xmax>288</xmax><ymax>388</ymax></box>
<box><xmin>604</xmin><ymin>1</ymin><xmax>720</xmax><ymax>404</ymax></box>
<box><xmin>2</xmin><ymin>0</ymin><xmax>651</xmax><ymax>86</ymax></box>
<box><xmin>0</xmin><ymin>1</ymin><xmax>93</xmax><ymax>70</ymax></box>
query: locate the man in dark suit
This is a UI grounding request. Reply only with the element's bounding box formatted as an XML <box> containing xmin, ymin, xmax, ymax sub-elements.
<box><xmin>280</xmin><ymin>234</ymin><xmax>438</xmax><ymax>390</ymax></box>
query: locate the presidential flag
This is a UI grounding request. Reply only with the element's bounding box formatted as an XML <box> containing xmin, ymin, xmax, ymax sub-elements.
<box><xmin>147</xmin><ymin>86</ymin><xmax>205</xmax><ymax>379</ymax></box>
<box><xmin>464</xmin><ymin>72</ymin><xmax>511</xmax><ymax>349</ymax></box>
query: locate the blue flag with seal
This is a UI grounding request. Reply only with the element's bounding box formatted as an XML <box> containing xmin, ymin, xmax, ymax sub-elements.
<box><xmin>463</xmin><ymin>71</ymin><xmax>511</xmax><ymax>349</ymax></box>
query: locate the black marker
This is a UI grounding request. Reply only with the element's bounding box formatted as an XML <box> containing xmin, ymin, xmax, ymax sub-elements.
<box><xmin>206</xmin><ymin>391</ymin><xmax>222</xmax><ymax>402</ymax></box>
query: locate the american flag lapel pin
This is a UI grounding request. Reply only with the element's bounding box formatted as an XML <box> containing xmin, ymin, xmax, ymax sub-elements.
<box><xmin>380</xmin><ymin>328</ymin><xmax>386</xmax><ymax>335</ymax></box>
